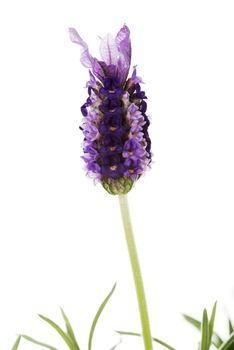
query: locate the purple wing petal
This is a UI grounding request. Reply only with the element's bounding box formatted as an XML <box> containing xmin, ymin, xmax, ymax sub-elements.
<box><xmin>99</xmin><ymin>34</ymin><xmax>119</xmax><ymax>66</ymax></box>
<box><xmin>115</xmin><ymin>24</ymin><xmax>131</xmax><ymax>63</ymax></box>
<box><xmin>131</xmin><ymin>66</ymin><xmax>142</xmax><ymax>84</ymax></box>
<box><xmin>115</xmin><ymin>25</ymin><xmax>131</xmax><ymax>83</ymax></box>
<box><xmin>92</xmin><ymin>58</ymin><xmax>106</xmax><ymax>81</ymax></box>
<box><xmin>69</xmin><ymin>28</ymin><xmax>106</xmax><ymax>82</ymax></box>
<box><xmin>69</xmin><ymin>27</ymin><xmax>94</xmax><ymax>68</ymax></box>
<box><xmin>69</xmin><ymin>25</ymin><xmax>132</xmax><ymax>84</ymax></box>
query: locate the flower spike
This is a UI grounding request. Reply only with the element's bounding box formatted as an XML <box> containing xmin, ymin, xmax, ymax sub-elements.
<box><xmin>69</xmin><ymin>25</ymin><xmax>151</xmax><ymax>194</ymax></box>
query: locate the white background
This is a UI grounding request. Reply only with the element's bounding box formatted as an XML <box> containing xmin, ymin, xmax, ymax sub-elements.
<box><xmin>0</xmin><ymin>0</ymin><xmax>234</xmax><ymax>349</ymax></box>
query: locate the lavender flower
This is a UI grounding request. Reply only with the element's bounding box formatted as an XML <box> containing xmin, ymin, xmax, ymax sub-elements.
<box><xmin>69</xmin><ymin>25</ymin><xmax>151</xmax><ymax>194</ymax></box>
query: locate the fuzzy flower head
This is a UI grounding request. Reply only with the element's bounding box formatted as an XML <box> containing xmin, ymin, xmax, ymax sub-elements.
<box><xmin>69</xmin><ymin>25</ymin><xmax>151</xmax><ymax>195</ymax></box>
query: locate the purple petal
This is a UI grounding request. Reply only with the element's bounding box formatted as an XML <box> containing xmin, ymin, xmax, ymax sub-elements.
<box><xmin>128</xmin><ymin>103</ymin><xmax>138</xmax><ymax>114</ymax></box>
<box><xmin>69</xmin><ymin>26</ymin><xmax>132</xmax><ymax>84</ymax></box>
<box><xmin>99</xmin><ymin>34</ymin><xmax>119</xmax><ymax>66</ymax></box>
<box><xmin>92</xmin><ymin>59</ymin><xmax>106</xmax><ymax>81</ymax></box>
<box><xmin>86</xmin><ymin>70</ymin><xmax>96</xmax><ymax>88</ymax></box>
<box><xmin>69</xmin><ymin>28</ymin><xmax>94</xmax><ymax>68</ymax></box>
<box><xmin>115</xmin><ymin>25</ymin><xmax>131</xmax><ymax>63</ymax></box>
<box><xmin>69</xmin><ymin>28</ymin><xmax>107</xmax><ymax>81</ymax></box>
<box><xmin>115</xmin><ymin>25</ymin><xmax>131</xmax><ymax>83</ymax></box>
<box><xmin>131</xmin><ymin>66</ymin><xmax>142</xmax><ymax>84</ymax></box>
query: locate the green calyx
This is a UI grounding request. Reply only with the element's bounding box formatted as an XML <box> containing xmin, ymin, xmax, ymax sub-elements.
<box><xmin>101</xmin><ymin>177</ymin><xmax>134</xmax><ymax>195</ymax></box>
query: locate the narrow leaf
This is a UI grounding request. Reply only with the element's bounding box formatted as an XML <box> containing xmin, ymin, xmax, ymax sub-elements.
<box><xmin>116</xmin><ymin>331</ymin><xmax>176</xmax><ymax>350</ymax></box>
<box><xmin>212</xmin><ymin>333</ymin><xmax>224</xmax><ymax>348</ymax></box>
<box><xmin>11</xmin><ymin>336</ymin><xmax>21</xmax><ymax>350</ymax></box>
<box><xmin>88</xmin><ymin>283</ymin><xmax>116</xmax><ymax>350</ymax></box>
<box><xmin>60</xmin><ymin>308</ymin><xmax>80</xmax><ymax>350</ymax></box>
<box><xmin>110</xmin><ymin>339</ymin><xmax>121</xmax><ymax>350</ymax></box>
<box><xmin>183</xmin><ymin>313</ymin><xmax>223</xmax><ymax>348</ymax></box>
<box><xmin>219</xmin><ymin>333</ymin><xmax>234</xmax><ymax>350</ymax></box>
<box><xmin>38</xmin><ymin>314</ymin><xmax>75</xmax><ymax>350</ymax></box>
<box><xmin>228</xmin><ymin>320</ymin><xmax>234</xmax><ymax>335</ymax></box>
<box><xmin>183</xmin><ymin>314</ymin><xmax>201</xmax><ymax>330</ymax></box>
<box><xmin>200</xmin><ymin>309</ymin><xmax>209</xmax><ymax>350</ymax></box>
<box><xmin>209</xmin><ymin>302</ymin><xmax>217</xmax><ymax>347</ymax></box>
<box><xmin>22</xmin><ymin>335</ymin><xmax>58</xmax><ymax>350</ymax></box>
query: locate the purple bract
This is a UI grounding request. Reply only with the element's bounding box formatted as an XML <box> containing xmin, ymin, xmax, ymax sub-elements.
<box><xmin>69</xmin><ymin>25</ymin><xmax>152</xmax><ymax>194</ymax></box>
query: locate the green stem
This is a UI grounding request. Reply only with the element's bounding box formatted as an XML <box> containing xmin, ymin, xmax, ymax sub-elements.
<box><xmin>118</xmin><ymin>194</ymin><xmax>153</xmax><ymax>350</ymax></box>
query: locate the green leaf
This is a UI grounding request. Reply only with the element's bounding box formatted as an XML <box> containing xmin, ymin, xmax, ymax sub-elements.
<box><xmin>60</xmin><ymin>308</ymin><xmax>80</xmax><ymax>350</ymax></box>
<box><xmin>116</xmin><ymin>331</ymin><xmax>176</xmax><ymax>350</ymax></box>
<box><xmin>183</xmin><ymin>314</ymin><xmax>201</xmax><ymax>330</ymax></box>
<box><xmin>11</xmin><ymin>336</ymin><xmax>21</xmax><ymax>350</ymax></box>
<box><xmin>209</xmin><ymin>302</ymin><xmax>217</xmax><ymax>347</ymax></box>
<box><xmin>219</xmin><ymin>333</ymin><xmax>234</xmax><ymax>350</ymax></box>
<box><xmin>88</xmin><ymin>283</ymin><xmax>116</xmax><ymax>350</ymax></box>
<box><xmin>228</xmin><ymin>320</ymin><xmax>234</xmax><ymax>335</ymax></box>
<box><xmin>183</xmin><ymin>313</ymin><xmax>223</xmax><ymax>348</ymax></box>
<box><xmin>22</xmin><ymin>335</ymin><xmax>59</xmax><ymax>350</ymax></box>
<box><xmin>212</xmin><ymin>333</ymin><xmax>224</xmax><ymax>348</ymax></box>
<box><xmin>200</xmin><ymin>309</ymin><xmax>209</xmax><ymax>350</ymax></box>
<box><xmin>110</xmin><ymin>339</ymin><xmax>121</xmax><ymax>350</ymax></box>
<box><xmin>38</xmin><ymin>314</ymin><xmax>76</xmax><ymax>350</ymax></box>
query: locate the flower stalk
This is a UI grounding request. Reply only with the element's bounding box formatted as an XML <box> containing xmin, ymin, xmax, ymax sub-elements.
<box><xmin>118</xmin><ymin>194</ymin><xmax>153</xmax><ymax>350</ymax></box>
